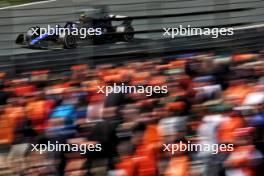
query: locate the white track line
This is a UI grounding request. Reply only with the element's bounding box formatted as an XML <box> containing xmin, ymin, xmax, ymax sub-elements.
<box><xmin>0</xmin><ymin>0</ymin><xmax>56</xmax><ymax>10</ymax></box>
<box><xmin>234</xmin><ymin>24</ymin><xmax>264</xmax><ymax>30</ymax></box>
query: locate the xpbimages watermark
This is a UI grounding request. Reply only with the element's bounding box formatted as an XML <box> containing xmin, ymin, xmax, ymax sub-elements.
<box><xmin>163</xmin><ymin>141</ymin><xmax>234</xmax><ymax>155</ymax></box>
<box><xmin>30</xmin><ymin>25</ymin><xmax>102</xmax><ymax>39</ymax></box>
<box><xmin>97</xmin><ymin>83</ymin><xmax>168</xmax><ymax>96</ymax></box>
<box><xmin>163</xmin><ymin>25</ymin><xmax>234</xmax><ymax>38</ymax></box>
<box><xmin>31</xmin><ymin>141</ymin><xmax>102</xmax><ymax>154</ymax></box>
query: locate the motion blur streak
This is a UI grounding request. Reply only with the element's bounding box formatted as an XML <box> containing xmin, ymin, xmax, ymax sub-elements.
<box><xmin>0</xmin><ymin>0</ymin><xmax>264</xmax><ymax>176</ymax></box>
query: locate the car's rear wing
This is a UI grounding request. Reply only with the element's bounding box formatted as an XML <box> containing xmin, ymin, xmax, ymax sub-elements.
<box><xmin>108</xmin><ymin>14</ymin><xmax>132</xmax><ymax>25</ymax></box>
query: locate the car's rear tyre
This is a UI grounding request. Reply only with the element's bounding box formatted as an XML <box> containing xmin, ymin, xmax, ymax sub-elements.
<box><xmin>123</xmin><ymin>26</ymin><xmax>134</xmax><ymax>42</ymax></box>
<box><xmin>63</xmin><ymin>34</ymin><xmax>77</xmax><ymax>49</ymax></box>
<box><xmin>15</xmin><ymin>34</ymin><xmax>24</xmax><ymax>44</ymax></box>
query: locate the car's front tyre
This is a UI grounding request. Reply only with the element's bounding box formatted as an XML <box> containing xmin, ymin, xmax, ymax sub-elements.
<box><xmin>63</xmin><ymin>34</ymin><xmax>77</xmax><ymax>49</ymax></box>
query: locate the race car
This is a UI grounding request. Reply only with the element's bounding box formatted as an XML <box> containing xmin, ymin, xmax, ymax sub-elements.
<box><xmin>15</xmin><ymin>25</ymin><xmax>78</xmax><ymax>49</ymax></box>
<box><xmin>15</xmin><ymin>7</ymin><xmax>134</xmax><ymax>49</ymax></box>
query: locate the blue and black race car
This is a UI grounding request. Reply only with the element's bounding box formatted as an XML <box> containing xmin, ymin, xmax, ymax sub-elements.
<box><xmin>15</xmin><ymin>8</ymin><xmax>134</xmax><ymax>49</ymax></box>
<box><xmin>16</xmin><ymin>24</ymin><xmax>78</xmax><ymax>49</ymax></box>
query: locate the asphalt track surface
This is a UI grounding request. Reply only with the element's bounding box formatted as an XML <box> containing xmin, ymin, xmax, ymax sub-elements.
<box><xmin>0</xmin><ymin>0</ymin><xmax>264</xmax><ymax>57</ymax></box>
<box><xmin>0</xmin><ymin>0</ymin><xmax>264</xmax><ymax>77</ymax></box>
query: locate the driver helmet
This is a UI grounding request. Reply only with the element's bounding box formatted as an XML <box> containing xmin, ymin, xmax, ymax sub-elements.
<box><xmin>79</xmin><ymin>13</ymin><xmax>91</xmax><ymax>24</ymax></box>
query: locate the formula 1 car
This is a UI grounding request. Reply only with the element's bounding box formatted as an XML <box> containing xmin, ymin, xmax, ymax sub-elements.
<box><xmin>16</xmin><ymin>25</ymin><xmax>78</xmax><ymax>49</ymax></box>
<box><xmin>15</xmin><ymin>7</ymin><xmax>134</xmax><ymax>49</ymax></box>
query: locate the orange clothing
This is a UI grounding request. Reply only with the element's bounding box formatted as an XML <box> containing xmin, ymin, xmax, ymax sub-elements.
<box><xmin>26</xmin><ymin>100</ymin><xmax>54</xmax><ymax>130</ymax></box>
<box><xmin>143</xmin><ymin>124</ymin><xmax>162</xmax><ymax>146</ymax></box>
<box><xmin>217</xmin><ymin>116</ymin><xmax>245</xmax><ymax>144</ymax></box>
<box><xmin>224</xmin><ymin>85</ymin><xmax>252</xmax><ymax>105</ymax></box>
<box><xmin>165</xmin><ymin>156</ymin><xmax>190</xmax><ymax>176</ymax></box>
<box><xmin>71</xmin><ymin>64</ymin><xmax>88</xmax><ymax>71</ymax></box>
<box><xmin>225</xmin><ymin>145</ymin><xmax>259</xmax><ymax>176</ymax></box>
<box><xmin>133</xmin><ymin>144</ymin><xmax>157</xmax><ymax>176</ymax></box>
<box><xmin>0</xmin><ymin>115</ymin><xmax>14</xmax><ymax>144</ymax></box>
<box><xmin>116</xmin><ymin>140</ymin><xmax>158</xmax><ymax>176</ymax></box>
<box><xmin>169</xmin><ymin>60</ymin><xmax>187</xmax><ymax>68</ymax></box>
<box><xmin>149</xmin><ymin>76</ymin><xmax>166</xmax><ymax>86</ymax></box>
<box><xmin>0</xmin><ymin>106</ymin><xmax>25</xmax><ymax>144</ymax></box>
<box><xmin>116</xmin><ymin>156</ymin><xmax>136</xmax><ymax>176</ymax></box>
<box><xmin>232</xmin><ymin>54</ymin><xmax>257</xmax><ymax>62</ymax></box>
<box><xmin>5</xmin><ymin>106</ymin><xmax>25</xmax><ymax>123</ymax></box>
<box><xmin>166</xmin><ymin>102</ymin><xmax>186</xmax><ymax>111</ymax></box>
<box><xmin>14</xmin><ymin>85</ymin><xmax>35</xmax><ymax>96</ymax></box>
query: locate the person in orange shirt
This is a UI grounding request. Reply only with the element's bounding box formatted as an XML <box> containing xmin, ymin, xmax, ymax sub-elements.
<box><xmin>224</xmin><ymin>127</ymin><xmax>263</xmax><ymax>176</ymax></box>
<box><xmin>223</xmin><ymin>80</ymin><xmax>253</xmax><ymax>105</ymax></box>
<box><xmin>26</xmin><ymin>95</ymin><xmax>54</xmax><ymax>131</ymax></box>
<box><xmin>217</xmin><ymin>111</ymin><xmax>245</xmax><ymax>144</ymax></box>
<box><xmin>132</xmin><ymin>122</ymin><xmax>158</xmax><ymax>176</ymax></box>
<box><xmin>14</xmin><ymin>84</ymin><xmax>36</xmax><ymax>97</ymax></box>
<box><xmin>116</xmin><ymin>123</ymin><xmax>158</xmax><ymax>176</ymax></box>
<box><xmin>115</xmin><ymin>134</ymin><xmax>136</xmax><ymax>176</ymax></box>
<box><xmin>0</xmin><ymin>106</ymin><xmax>14</xmax><ymax>144</ymax></box>
<box><xmin>164</xmin><ymin>141</ymin><xmax>190</xmax><ymax>176</ymax></box>
<box><xmin>1</xmin><ymin>98</ymin><xmax>26</xmax><ymax>144</ymax></box>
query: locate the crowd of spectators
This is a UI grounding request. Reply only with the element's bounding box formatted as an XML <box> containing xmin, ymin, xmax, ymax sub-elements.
<box><xmin>0</xmin><ymin>52</ymin><xmax>263</xmax><ymax>176</ymax></box>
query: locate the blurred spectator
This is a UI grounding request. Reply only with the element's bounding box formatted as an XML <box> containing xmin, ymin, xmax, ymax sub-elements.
<box><xmin>0</xmin><ymin>52</ymin><xmax>263</xmax><ymax>176</ymax></box>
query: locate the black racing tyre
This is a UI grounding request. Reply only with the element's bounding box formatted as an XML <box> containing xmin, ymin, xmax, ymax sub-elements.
<box><xmin>15</xmin><ymin>34</ymin><xmax>24</xmax><ymax>44</ymax></box>
<box><xmin>63</xmin><ymin>34</ymin><xmax>77</xmax><ymax>49</ymax></box>
<box><xmin>123</xmin><ymin>26</ymin><xmax>134</xmax><ymax>42</ymax></box>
